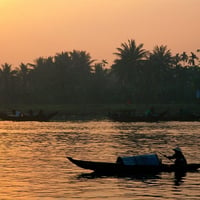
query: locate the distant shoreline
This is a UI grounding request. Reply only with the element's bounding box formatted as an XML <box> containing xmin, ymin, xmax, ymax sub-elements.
<box><xmin>1</xmin><ymin>103</ymin><xmax>200</xmax><ymax>121</ymax></box>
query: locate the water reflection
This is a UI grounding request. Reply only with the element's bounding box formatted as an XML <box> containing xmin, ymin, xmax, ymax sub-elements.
<box><xmin>0</xmin><ymin>121</ymin><xmax>199</xmax><ymax>199</ymax></box>
<box><xmin>76</xmin><ymin>171</ymin><xmax>187</xmax><ymax>187</ymax></box>
<box><xmin>78</xmin><ymin>172</ymin><xmax>161</xmax><ymax>181</ymax></box>
<box><xmin>174</xmin><ymin>171</ymin><xmax>186</xmax><ymax>186</ymax></box>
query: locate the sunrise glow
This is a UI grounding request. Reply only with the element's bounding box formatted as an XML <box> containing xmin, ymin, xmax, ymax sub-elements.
<box><xmin>0</xmin><ymin>0</ymin><xmax>199</xmax><ymax>67</ymax></box>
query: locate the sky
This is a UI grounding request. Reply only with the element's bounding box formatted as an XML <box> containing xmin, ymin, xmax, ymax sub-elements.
<box><xmin>0</xmin><ymin>0</ymin><xmax>199</xmax><ymax>67</ymax></box>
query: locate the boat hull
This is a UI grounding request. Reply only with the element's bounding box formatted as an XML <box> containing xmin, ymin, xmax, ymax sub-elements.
<box><xmin>67</xmin><ymin>157</ymin><xmax>200</xmax><ymax>175</ymax></box>
<box><xmin>0</xmin><ymin>112</ymin><xmax>57</xmax><ymax>122</ymax></box>
<box><xmin>107</xmin><ymin>111</ymin><xmax>200</xmax><ymax>122</ymax></box>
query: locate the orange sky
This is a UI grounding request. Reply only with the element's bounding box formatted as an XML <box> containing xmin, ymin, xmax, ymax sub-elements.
<box><xmin>0</xmin><ymin>0</ymin><xmax>199</xmax><ymax>67</ymax></box>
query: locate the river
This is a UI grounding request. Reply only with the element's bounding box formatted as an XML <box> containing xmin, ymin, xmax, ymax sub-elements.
<box><xmin>0</xmin><ymin>120</ymin><xmax>199</xmax><ymax>199</ymax></box>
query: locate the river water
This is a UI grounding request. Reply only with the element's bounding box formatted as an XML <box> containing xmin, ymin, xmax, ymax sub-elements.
<box><xmin>0</xmin><ymin>120</ymin><xmax>199</xmax><ymax>199</ymax></box>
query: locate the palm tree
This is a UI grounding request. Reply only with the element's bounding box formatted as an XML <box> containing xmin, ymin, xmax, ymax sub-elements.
<box><xmin>149</xmin><ymin>45</ymin><xmax>172</xmax><ymax>67</ymax></box>
<box><xmin>17</xmin><ymin>63</ymin><xmax>30</xmax><ymax>80</ymax></box>
<box><xmin>0</xmin><ymin>63</ymin><xmax>16</xmax><ymax>84</ymax></box>
<box><xmin>188</xmin><ymin>52</ymin><xmax>198</xmax><ymax>66</ymax></box>
<box><xmin>180</xmin><ymin>52</ymin><xmax>188</xmax><ymax>66</ymax></box>
<box><xmin>69</xmin><ymin>50</ymin><xmax>94</xmax><ymax>74</ymax></box>
<box><xmin>148</xmin><ymin>45</ymin><xmax>174</xmax><ymax>102</ymax></box>
<box><xmin>112</xmin><ymin>39</ymin><xmax>147</xmax><ymax>82</ymax></box>
<box><xmin>69</xmin><ymin>50</ymin><xmax>94</xmax><ymax>93</ymax></box>
<box><xmin>111</xmin><ymin>39</ymin><xmax>148</xmax><ymax>103</ymax></box>
<box><xmin>15</xmin><ymin>63</ymin><xmax>33</xmax><ymax>103</ymax></box>
<box><xmin>0</xmin><ymin>63</ymin><xmax>14</xmax><ymax>75</ymax></box>
<box><xmin>114</xmin><ymin>39</ymin><xmax>147</xmax><ymax>64</ymax></box>
<box><xmin>0</xmin><ymin>63</ymin><xmax>17</xmax><ymax>103</ymax></box>
<box><xmin>17</xmin><ymin>63</ymin><xmax>33</xmax><ymax>86</ymax></box>
<box><xmin>173</xmin><ymin>53</ymin><xmax>181</xmax><ymax>67</ymax></box>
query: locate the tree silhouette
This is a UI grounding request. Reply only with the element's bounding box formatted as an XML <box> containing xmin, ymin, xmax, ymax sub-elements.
<box><xmin>149</xmin><ymin>45</ymin><xmax>172</xmax><ymax>67</ymax></box>
<box><xmin>111</xmin><ymin>39</ymin><xmax>148</xmax><ymax>102</ymax></box>
<box><xmin>114</xmin><ymin>39</ymin><xmax>147</xmax><ymax>61</ymax></box>
<box><xmin>0</xmin><ymin>63</ymin><xmax>17</xmax><ymax>103</ymax></box>
<box><xmin>188</xmin><ymin>52</ymin><xmax>198</xmax><ymax>66</ymax></box>
<box><xmin>90</xmin><ymin>61</ymin><xmax>111</xmax><ymax>103</ymax></box>
<box><xmin>180</xmin><ymin>52</ymin><xmax>188</xmax><ymax>66</ymax></box>
<box><xmin>148</xmin><ymin>45</ymin><xmax>174</xmax><ymax>102</ymax></box>
<box><xmin>16</xmin><ymin>63</ymin><xmax>32</xmax><ymax>103</ymax></box>
<box><xmin>111</xmin><ymin>39</ymin><xmax>147</xmax><ymax>100</ymax></box>
<box><xmin>17</xmin><ymin>63</ymin><xmax>31</xmax><ymax>84</ymax></box>
<box><xmin>0</xmin><ymin>41</ymin><xmax>200</xmax><ymax>106</ymax></box>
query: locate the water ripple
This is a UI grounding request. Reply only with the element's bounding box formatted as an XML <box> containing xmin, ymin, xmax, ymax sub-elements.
<box><xmin>0</xmin><ymin>121</ymin><xmax>199</xmax><ymax>199</ymax></box>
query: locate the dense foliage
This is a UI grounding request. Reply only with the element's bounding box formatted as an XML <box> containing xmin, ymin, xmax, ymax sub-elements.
<box><xmin>0</xmin><ymin>40</ymin><xmax>199</xmax><ymax>105</ymax></box>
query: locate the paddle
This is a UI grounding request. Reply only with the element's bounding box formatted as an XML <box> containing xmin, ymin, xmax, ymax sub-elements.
<box><xmin>158</xmin><ymin>152</ymin><xmax>174</xmax><ymax>163</ymax></box>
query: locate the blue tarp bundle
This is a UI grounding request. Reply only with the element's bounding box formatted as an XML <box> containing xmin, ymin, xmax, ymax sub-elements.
<box><xmin>116</xmin><ymin>154</ymin><xmax>161</xmax><ymax>166</ymax></box>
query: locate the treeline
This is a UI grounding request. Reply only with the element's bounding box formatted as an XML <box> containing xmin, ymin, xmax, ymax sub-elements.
<box><xmin>0</xmin><ymin>39</ymin><xmax>200</xmax><ymax>105</ymax></box>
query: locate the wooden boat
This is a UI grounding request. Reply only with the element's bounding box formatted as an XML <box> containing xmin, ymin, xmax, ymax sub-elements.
<box><xmin>67</xmin><ymin>157</ymin><xmax>200</xmax><ymax>175</ymax></box>
<box><xmin>0</xmin><ymin>111</ymin><xmax>58</xmax><ymax>122</ymax></box>
<box><xmin>107</xmin><ymin>110</ymin><xmax>168</xmax><ymax>122</ymax></box>
<box><xmin>108</xmin><ymin>108</ymin><xmax>200</xmax><ymax>122</ymax></box>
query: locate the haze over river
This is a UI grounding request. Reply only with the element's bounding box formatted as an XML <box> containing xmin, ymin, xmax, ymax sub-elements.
<box><xmin>0</xmin><ymin>120</ymin><xmax>199</xmax><ymax>199</ymax></box>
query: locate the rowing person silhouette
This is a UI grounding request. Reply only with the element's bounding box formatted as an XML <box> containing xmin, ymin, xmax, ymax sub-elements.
<box><xmin>165</xmin><ymin>147</ymin><xmax>187</xmax><ymax>169</ymax></box>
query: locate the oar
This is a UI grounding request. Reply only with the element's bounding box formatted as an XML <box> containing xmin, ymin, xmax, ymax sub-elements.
<box><xmin>158</xmin><ymin>152</ymin><xmax>167</xmax><ymax>157</ymax></box>
<box><xmin>158</xmin><ymin>152</ymin><xmax>174</xmax><ymax>162</ymax></box>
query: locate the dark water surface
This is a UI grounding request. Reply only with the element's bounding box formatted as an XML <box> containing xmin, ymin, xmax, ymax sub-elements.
<box><xmin>0</xmin><ymin>121</ymin><xmax>199</xmax><ymax>199</ymax></box>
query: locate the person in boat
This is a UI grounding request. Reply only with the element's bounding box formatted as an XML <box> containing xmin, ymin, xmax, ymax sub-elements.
<box><xmin>12</xmin><ymin>109</ymin><xmax>24</xmax><ymax>117</ymax></box>
<box><xmin>165</xmin><ymin>147</ymin><xmax>187</xmax><ymax>168</ymax></box>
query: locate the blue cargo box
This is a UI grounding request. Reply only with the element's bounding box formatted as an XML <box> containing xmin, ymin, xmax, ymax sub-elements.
<box><xmin>116</xmin><ymin>154</ymin><xmax>161</xmax><ymax>166</ymax></box>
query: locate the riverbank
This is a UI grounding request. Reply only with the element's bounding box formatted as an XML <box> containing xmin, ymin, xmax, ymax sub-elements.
<box><xmin>1</xmin><ymin>103</ymin><xmax>200</xmax><ymax>121</ymax></box>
